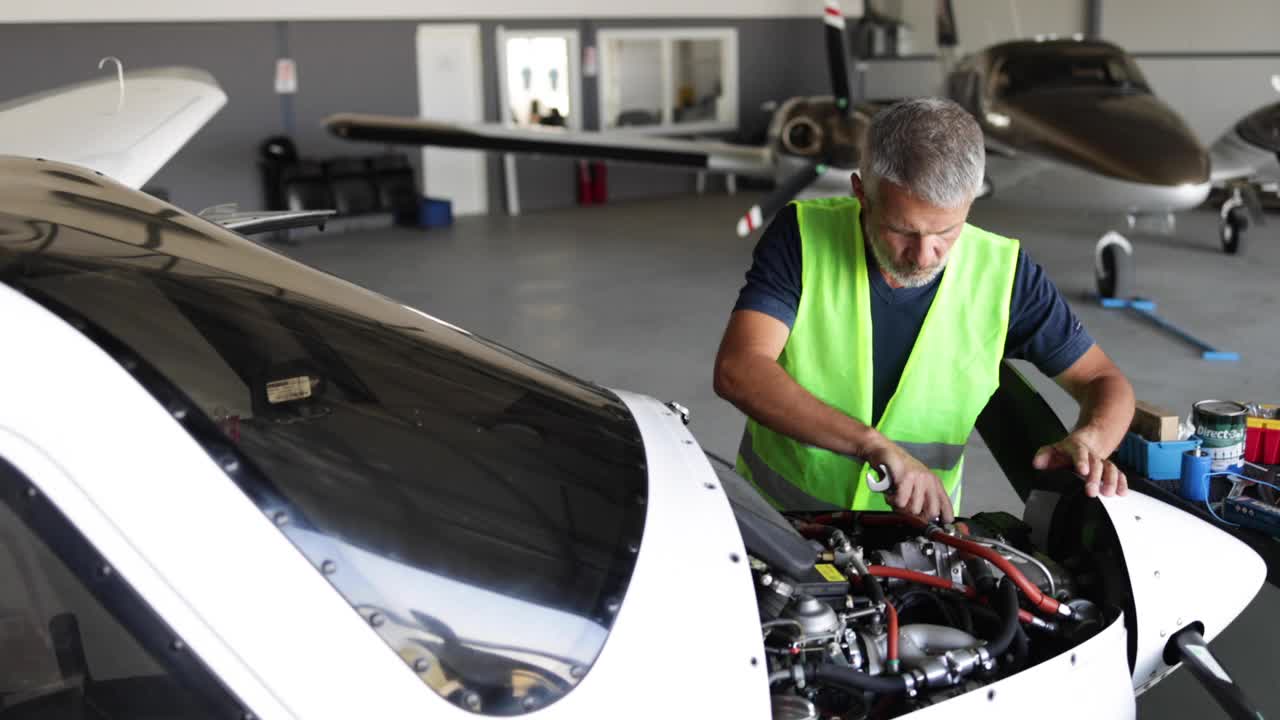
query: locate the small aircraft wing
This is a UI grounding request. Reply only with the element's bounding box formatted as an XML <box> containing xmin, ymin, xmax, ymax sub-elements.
<box><xmin>197</xmin><ymin>205</ymin><xmax>338</xmax><ymax>235</ymax></box>
<box><xmin>0</xmin><ymin>66</ymin><xmax>227</xmax><ymax>189</ymax></box>
<box><xmin>324</xmin><ymin>113</ymin><xmax>775</xmax><ymax>178</ymax></box>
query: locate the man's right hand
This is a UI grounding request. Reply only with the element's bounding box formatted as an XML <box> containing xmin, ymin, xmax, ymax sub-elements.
<box><xmin>864</xmin><ymin>440</ymin><xmax>954</xmax><ymax>523</ymax></box>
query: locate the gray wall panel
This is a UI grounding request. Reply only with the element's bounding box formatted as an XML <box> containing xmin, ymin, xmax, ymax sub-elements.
<box><xmin>285</xmin><ymin>21</ymin><xmax>420</xmax><ymax>157</ymax></box>
<box><xmin>0</xmin><ymin>14</ymin><xmax>1113</xmax><ymax>218</ymax></box>
<box><xmin>860</xmin><ymin>58</ymin><xmax>941</xmax><ymax>100</ymax></box>
<box><xmin>1135</xmin><ymin>57</ymin><xmax>1280</xmax><ymax>145</ymax></box>
<box><xmin>288</xmin><ymin>20</ymin><xmax>507</xmax><ymax>213</ymax></box>
<box><xmin>1103</xmin><ymin>0</ymin><xmax>1280</xmax><ymax>54</ymax></box>
<box><xmin>0</xmin><ymin>17</ymin><xmax>836</xmax><ymax>216</ymax></box>
<box><xmin>513</xmin><ymin>156</ymin><xmax>579</xmax><ymax>212</ymax></box>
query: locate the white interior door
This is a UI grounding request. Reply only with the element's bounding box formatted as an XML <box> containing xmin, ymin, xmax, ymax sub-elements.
<box><xmin>416</xmin><ymin>24</ymin><xmax>487</xmax><ymax>216</ymax></box>
<box><xmin>496</xmin><ymin>27</ymin><xmax>582</xmax><ymax>216</ymax></box>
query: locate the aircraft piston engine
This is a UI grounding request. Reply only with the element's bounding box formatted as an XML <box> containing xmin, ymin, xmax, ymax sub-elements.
<box><xmin>757</xmin><ymin>512</ymin><xmax>1107</xmax><ymax>719</ymax></box>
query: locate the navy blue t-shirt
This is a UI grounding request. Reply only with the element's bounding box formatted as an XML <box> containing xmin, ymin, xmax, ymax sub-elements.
<box><xmin>733</xmin><ymin>205</ymin><xmax>1094</xmax><ymax>425</ymax></box>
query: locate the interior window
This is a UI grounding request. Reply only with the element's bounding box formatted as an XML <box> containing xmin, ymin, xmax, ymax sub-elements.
<box><xmin>671</xmin><ymin>38</ymin><xmax>725</xmax><ymax>125</ymax></box>
<box><xmin>602</xmin><ymin>37</ymin><xmax>664</xmax><ymax>128</ymax></box>
<box><xmin>0</xmin><ymin>458</ymin><xmax>248</xmax><ymax>719</ymax></box>
<box><xmin>598</xmin><ymin>28</ymin><xmax>738</xmax><ymax>133</ymax></box>
<box><xmin>504</xmin><ymin>35</ymin><xmax>574</xmax><ymax>128</ymax></box>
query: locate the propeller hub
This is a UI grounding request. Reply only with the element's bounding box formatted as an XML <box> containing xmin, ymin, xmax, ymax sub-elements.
<box><xmin>782</xmin><ymin>116</ymin><xmax>824</xmax><ymax>157</ymax></box>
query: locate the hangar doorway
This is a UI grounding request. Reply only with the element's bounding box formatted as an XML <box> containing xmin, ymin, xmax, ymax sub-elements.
<box><xmin>496</xmin><ymin>27</ymin><xmax>582</xmax><ymax>215</ymax></box>
<box><xmin>415</xmin><ymin>24</ymin><xmax>488</xmax><ymax>216</ymax></box>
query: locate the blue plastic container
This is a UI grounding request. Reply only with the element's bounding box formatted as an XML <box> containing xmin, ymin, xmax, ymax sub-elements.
<box><xmin>1114</xmin><ymin>432</ymin><xmax>1201</xmax><ymax>480</ymax></box>
<box><xmin>417</xmin><ymin>197</ymin><xmax>453</xmax><ymax>228</ymax></box>
<box><xmin>1179</xmin><ymin>449</ymin><xmax>1212</xmax><ymax>501</ymax></box>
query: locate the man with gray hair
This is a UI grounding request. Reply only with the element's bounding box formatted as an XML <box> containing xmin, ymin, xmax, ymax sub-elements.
<box><xmin>714</xmin><ymin>97</ymin><xmax>1135</xmax><ymax>522</ymax></box>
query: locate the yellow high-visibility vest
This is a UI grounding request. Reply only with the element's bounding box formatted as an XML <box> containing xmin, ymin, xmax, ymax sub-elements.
<box><xmin>736</xmin><ymin>196</ymin><xmax>1019</xmax><ymax>512</ymax></box>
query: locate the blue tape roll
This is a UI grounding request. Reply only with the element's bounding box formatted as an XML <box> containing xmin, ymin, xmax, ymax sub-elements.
<box><xmin>1180</xmin><ymin>449</ymin><xmax>1212</xmax><ymax>502</ymax></box>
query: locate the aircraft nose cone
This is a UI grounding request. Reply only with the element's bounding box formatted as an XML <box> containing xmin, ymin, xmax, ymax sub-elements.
<box><xmin>1005</xmin><ymin>92</ymin><xmax>1210</xmax><ymax>186</ymax></box>
<box><xmin>1099</xmin><ymin>492</ymin><xmax>1265</xmax><ymax>690</ymax></box>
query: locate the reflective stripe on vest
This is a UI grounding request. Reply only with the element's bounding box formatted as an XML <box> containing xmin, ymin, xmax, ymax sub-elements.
<box><xmin>737</xmin><ymin>431</ymin><xmax>843</xmax><ymax>510</ymax></box>
<box><xmin>737</xmin><ymin>196</ymin><xmax>1019</xmax><ymax>511</ymax></box>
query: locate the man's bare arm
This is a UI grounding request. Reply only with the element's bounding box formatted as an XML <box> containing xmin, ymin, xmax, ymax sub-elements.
<box><xmin>1055</xmin><ymin>344</ymin><xmax>1135</xmax><ymax>454</ymax></box>
<box><xmin>713</xmin><ymin>309</ymin><xmax>953</xmax><ymax>521</ymax></box>
<box><xmin>1032</xmin><ymin>344</ymin><xmax>1136</xmax><ymax>497</ymax></box>
<box><xmin>713</xmin><ymin>309</ymin><xmax>876</xmax><ymax>458</ymax></box>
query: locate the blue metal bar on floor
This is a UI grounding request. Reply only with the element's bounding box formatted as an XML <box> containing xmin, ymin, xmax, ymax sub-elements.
<box><xmin>1098</xmin><ymin>297</ymin><xmax>1240</xmax><ymax>361</ymax></box>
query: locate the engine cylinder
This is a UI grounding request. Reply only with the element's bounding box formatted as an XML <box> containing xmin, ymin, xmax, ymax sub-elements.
<box><xmin>783</xmin><ymin>594</ymin><xmax>841</xmax><ymax>636</ymax></box>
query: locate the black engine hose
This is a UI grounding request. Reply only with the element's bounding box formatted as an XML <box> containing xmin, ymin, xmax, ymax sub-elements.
<box><xmin>963</xmin><ymin>601</ymin><xmax>1001</xmax><ymax>629</ymax></box>
<box><xmin>1010</xmin><ymin>624</ymin><xmax>1031</xmax><ymax>671</ymax></box>
<box><xmin>951</xmin><ymin>595</ymin><xmax>975</xmax><ymax>635</ymax></box>
<box><xmin>847</xmin><ymin>551</ymin><xmax>885</xmax><ymax>606</ymax></box>
<box><xmin>966</xmin><ymin>556</ymin><xmax>996</xmax><ymax>594</ymax></box>
<box><xmin>808</xmin><ymin>663</ymin><xmax>910</xmax><ymax>694</ymax></box>
<box><xmin>986</xmin><ymin>576</ymin><xmax>1020</xmax><ymax>658</ymax></box>
<box><xmin>897</xmin><ymin>590</ymin><xmax>956</xmax><ymax>628</ymax></box>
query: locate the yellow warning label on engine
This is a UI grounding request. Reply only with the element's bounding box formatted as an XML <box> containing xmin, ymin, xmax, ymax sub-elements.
<box><xmin>814</xmin><ymin>563</ymin><xmax>845</xmax><ymax>582</ymax></box>
<box><xmin>266</xmin><ymin>376</ymin><xmax>312</xmax><ymax>404</ymax></box>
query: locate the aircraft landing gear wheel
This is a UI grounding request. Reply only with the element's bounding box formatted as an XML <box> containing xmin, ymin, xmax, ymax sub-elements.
<box><xmin>1220</xmin><ymin>206</ymin><xmax>1247</xmax><ymax>255</ymax></box>
<box><xmin>1095</xmin><ymin>234</ymin><xmax>1135</xmax><ymax>299</ymax></box>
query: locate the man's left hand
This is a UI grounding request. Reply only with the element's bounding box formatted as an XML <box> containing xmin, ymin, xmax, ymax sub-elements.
<box><xmin>1032</xmin><ymin>432</ymin><xmax>1128</xmax><ymax>498</ymax></box>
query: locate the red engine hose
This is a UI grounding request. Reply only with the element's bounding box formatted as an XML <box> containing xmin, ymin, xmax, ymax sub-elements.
<box><xmin>865</xmin><ymin>566</ymin><xmax>1042</xmax><ymax>628</ymax></box>
<box><xmin>925</xmin><ymin>532</ymin><xmax>1065</xmax><ymax>617</ymax></box>
<box><xmin>811</xmin><ymin>511</ymin><xmax>854</xmax><ymax>525</ymax></box>
<box><xmin>865</xmin><ymin>565</ymin><xmax>978</xmax><ymax>598</ymax></box>
<box><xmin>825</xmin><ymin>512</ymin><xmax>1068</xmax><ymax>618</ymax></box>
<box><xmin>858</xmin><ymin>513</ymin><xmax>915</xmax><ymax>527</ymax></box>
<box><xmin>885</xmin><ymin>600</ymin><xmax>900</xmax><ymax>671</ymax></box>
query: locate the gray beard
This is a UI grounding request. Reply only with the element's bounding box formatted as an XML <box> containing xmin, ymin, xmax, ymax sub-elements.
<box><xmin>867</xmin><ymin>230</ymin><xmax>948</xmax><ymax>288</ymax></box>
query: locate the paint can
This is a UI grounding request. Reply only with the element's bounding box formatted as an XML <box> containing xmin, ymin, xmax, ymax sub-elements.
<box><xmin>1192</xmin><ymin>399</ymin><xmax>1248</xmax><ymax>472</ymax></box>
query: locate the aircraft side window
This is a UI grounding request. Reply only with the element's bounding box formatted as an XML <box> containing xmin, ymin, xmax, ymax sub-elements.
<box><xmin>990</xmin><ymin>60</ymin><xmax>1012</xmax><ymax>100</ymax></box>
<box><xmin>0</xmin><ymin>457</ymin><xmax>251</xmax><ymax>720</ymax></box>
<box><xmin>11</xmin><ymin>243</ymin><xmax>648</xmax><ymax>715</ymax></box>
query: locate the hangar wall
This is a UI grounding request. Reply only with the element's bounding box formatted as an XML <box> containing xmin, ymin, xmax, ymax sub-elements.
<box><xmin>12</xmin><ymin>1</ymin><xmax>1270</xmax><ymax>217</ymax></box>
<box><xmin>891</xmin><ymin>0</ymin><xmax>1087</xmax><ymax>56</ymax></box>
<box><xmin>1101</xmin><ymin>1</ymin><xmax>1280</xmax><ymax>53</ymax></box>
<box><xmin>1100</xmin><ymin>1</ymin><xmax>1280</xmax><ymax>148</ymax></box>
<box><xmin>2</xmin><ymin>1</ymin><xmax>836</xmax><ymax>23</ymax></box>
<box><xmin>0</xmin><ymin>18</ymin><xmax>943</xmax><ymax>214</ymax></box>
<box><xmin>0</xmin><ymin>18</ymin><xmax>841</xmax><ymax>213</ymax></box>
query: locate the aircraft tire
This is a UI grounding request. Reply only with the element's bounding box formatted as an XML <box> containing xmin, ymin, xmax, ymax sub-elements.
<box><xmin>1220</xmin><ymin>206</ymin><xmax>1247</xmax><ymax>255</ymax></box>
<box><xmin>1095</xmin><ymin>240</ymin><xmax>1134</xmax><ymax>299</ymax></box>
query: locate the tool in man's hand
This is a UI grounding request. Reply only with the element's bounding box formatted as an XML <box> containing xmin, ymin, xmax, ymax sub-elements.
<box><xmin>865</xmin><ymin>463</ymin><xmax>894</xmax><ymax>493</ymax></box>
<box><xmin>864</xmin><ymin>463</ymin><xmax>946</xmax><ymax>524</ymax></box>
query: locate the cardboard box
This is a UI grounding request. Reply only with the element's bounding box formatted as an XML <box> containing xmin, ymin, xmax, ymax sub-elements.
<box><xmin>1131</xmin><ymin>400</ymin><xmax>1180</xmax><ymax>442</ymax></box>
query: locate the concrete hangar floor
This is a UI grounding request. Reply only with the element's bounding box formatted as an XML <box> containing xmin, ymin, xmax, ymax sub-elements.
<box><xmin>283</xmin><ymin>190</ymin><xmax>1280</xmax><ymax>719</ymax></box>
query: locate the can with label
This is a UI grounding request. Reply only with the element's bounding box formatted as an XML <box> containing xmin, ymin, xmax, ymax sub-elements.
<box><xmin>1193</xmin><ymin>400</ymin><xmax>1248</xmax><ymax>472</ymax></box>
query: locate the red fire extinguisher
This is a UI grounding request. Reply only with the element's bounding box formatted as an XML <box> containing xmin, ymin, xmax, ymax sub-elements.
<box><xmin>576</xmin><ymin>160</ymin><xmax>592</xmax><ymax>205</ymax></box>
<box><xmin>577</xmin><ymin>160</ymin><xmax>608</xmax><ymax>205</ymax></box>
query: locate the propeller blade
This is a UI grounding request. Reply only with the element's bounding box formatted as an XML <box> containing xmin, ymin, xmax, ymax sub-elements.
<box><xmin>823</xmin><ymin>0</ymin><xmax>854</xmax><ymax>115</ymax></box>
<box><xmin>1168</xmin><ymin>627</ymin><xmax>1262</xmax><ymax>720</ymax></box>
<box><xmin>325</xmin><ymin>113</ymin><xmax>774</xmax><ymax>176</ymax></box>
<box><xmin>736</xmin><ymin>164</ymin><xmax>828</xmax><ymax>237</ymax></box>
